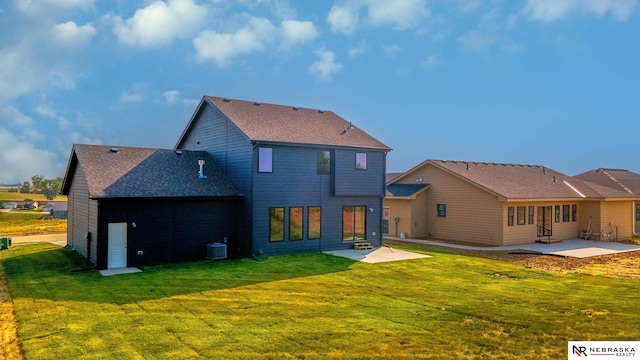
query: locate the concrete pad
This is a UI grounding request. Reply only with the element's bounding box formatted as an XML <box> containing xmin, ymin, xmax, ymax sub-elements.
<box><xmin>386</xmin><ymin>237</ymin><xmax>640</xmax><ymax>259</ymax></box>
<box><xmin>99</xmin><ymin>267</ymin><xmax>142</xmax><ymax>276</ymax></box>
<box><xmin>324</xmin><ymin>246</ymin><xmax>430</xmax><ymax>263</ymax></box>
<box><xmin>516</xmin><ymin>240</ymin><xmax>640</xmax><ymax>258</ymax></box>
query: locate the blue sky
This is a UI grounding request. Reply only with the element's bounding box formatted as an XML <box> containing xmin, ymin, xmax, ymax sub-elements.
<box><xmin>1</xmin><ymin>0</ymin><xmax>639</xmax><ymax>184</ymax></box>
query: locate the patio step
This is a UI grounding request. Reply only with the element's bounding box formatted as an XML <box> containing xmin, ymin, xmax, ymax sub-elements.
<box><xmin>354</xmin><ymin>242</ymin><xmax>373</xmax><ymax>250</ymax></box>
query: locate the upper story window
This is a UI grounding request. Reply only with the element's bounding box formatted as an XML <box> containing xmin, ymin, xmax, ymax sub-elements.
<box><xmin>258</xmin><ymin>147</ymin><xmax>273</xmax><ymax>173</ymax></box>
<box><xmin>355</xmin><ymin>152</ymin><xmax>367</xmax><ymax>170</ymax></box>
<box><xmin>317</xmin><ymin>150</ymin><xmax>331</xmax><ymax>174</ymax></box>
<box><xmin>437</xmin><ymin>204</ymin><xmax>446</xmax><ymax>217</ymax></box>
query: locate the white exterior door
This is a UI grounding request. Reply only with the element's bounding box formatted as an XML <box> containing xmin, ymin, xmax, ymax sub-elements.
<box><xmin>108</xmin><ymin>223</ymin><xmax>127</xmax><ymax>268</ymax></box>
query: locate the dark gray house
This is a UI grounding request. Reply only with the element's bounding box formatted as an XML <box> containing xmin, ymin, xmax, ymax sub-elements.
<box><xmin>176</xmin><ymin>96</ymin><xmax>391</xmax><ymax>257</ymax></box>
<box><xmin>61</xmin><ymin>145</ymin><xmax>241</xmax><ymax>269</ymax></box>
<box><xmin>61</xmin><ymin>96</ymin><xmax>390</xmax><ymax>268</ymax></box>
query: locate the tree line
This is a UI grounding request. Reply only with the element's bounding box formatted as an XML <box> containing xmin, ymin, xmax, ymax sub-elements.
<box><xmin>7</xmin><ymin>175</ymin><xmax>63</xmax><ymax>201</ymax></box>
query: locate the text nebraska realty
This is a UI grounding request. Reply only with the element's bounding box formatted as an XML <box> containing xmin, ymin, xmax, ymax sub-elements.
<box><xmin>574</xmin><ymin>345</ymin><xmax>636</xmax><ymax>357</ymax></box>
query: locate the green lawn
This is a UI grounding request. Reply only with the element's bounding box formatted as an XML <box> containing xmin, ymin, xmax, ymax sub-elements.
<box><xmin>2</xmin><ymin>244</ymin><xmax>640</xmax><ymax>359</ymax></box>
<box><xmin>0</xmin><ymin>211</ymin><xmax>67</xmax><ymax>235</ymax></box>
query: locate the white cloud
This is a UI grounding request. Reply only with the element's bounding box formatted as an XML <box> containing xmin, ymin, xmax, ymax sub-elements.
<box><xmin>35</xmin><ymin>105</ymin><xmax>73</xmax><ymax>130</ymax></box>
<box><xmin>422</xmin><ymin>55</ymin><xmax>440</xmax><ymax>68</ymax></box>
<box><xmin>113</xmin><ymin>0</ymin><xmax>209</xmax><ymax>48</ymax></box>
<box><xmin>327</xmin><ymin>5</ymin><xmax>359</xmax><ymax>34</ymax></box>
<box><xmin>280</xmin><ymin>20</ymin><xmax>318</xmax><ymax>48</ymax></box>
<box><xmin>119</xmin><ymin>83</ymin><xmax>148</xmax><ymax>104</ymax></box>
<box><xmin>383</xmin><ymin>44</ymin><xmax>402</xmax><ymax>57</ymax></box>
<box><xmin>308</xmin><ymin>48</ymin><xmax>342</xmax><ymax>81</ymax></box>
<box><xmin>327</xmin><ymin>0</ymin><xmax>430</xmax><ymax>34</ymax></box>
<box><xmin>348</xmin><ymin>39</ymin><xmax>367</xmax><ymax>58</ymax></box>
<box><xmin>457</xmin><ymin>30</ymin><xmax>496</xmax><ymax>53</ymax></box>
<box><xmin>432</xmin><ymin>32</ymin><xmax>446</xmax><ymax>41</ymax></box>
<box><xmin>193</xmin><ymin>17</ymin><xmax>276</xmax><ymax>67</ymax></box>
<box><xmin>0</xmin><ymin>128</ymin><xmax>62</xmax><ymax>183</ymax></box>
<box><xmin>1</xmin><ymin>105</ymin><xmax>34</xmax><ymax>128</ymax></box>
<box><xmin>163</xmin><ymin>90</ymin><xmax>180</xmax><ymax>105</ymax></box>
<box><xmin>182</xmin><ymin>98</ymin><xmax>200</xmax><ymax>107</ymax></box>
<box><xmin>523</xmin><ymin>0</ymin><xmax>637</xmax><ymax>22</ymax></box>
<box><xmin>15</xmin><ymin>0</ymin><xmax>95</xmax><ymax>16</ymax></box>
<box><xmin>0</xmin><ymin>44</ymin><xmax>43</xmax><ymax>103</ymax></box>
<box><xmin>456</xmin><ymin>0</ymin><xmax>483</xmax><ymax>14</ymax></box>
<box><xmin>365</xmin><ymin>0</ymin><xmax>430</xmax><ymax>30</ymax></box>
<box><xmin>52</xmin><ymin>21</ymin><xmax>96</xmax><ymax>47</ymax></box>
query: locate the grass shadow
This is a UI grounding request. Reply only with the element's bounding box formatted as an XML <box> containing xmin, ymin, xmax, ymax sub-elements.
<box><xmin>1</xmin><ymin>243</ymin><xmax>357</xmax><ymax>304</ymax></box>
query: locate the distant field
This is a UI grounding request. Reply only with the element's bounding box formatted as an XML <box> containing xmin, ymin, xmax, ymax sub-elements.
<box><xmin>0</xmin><ymin>211</ymin><xmax>67</xmax><ymax>235</ymax></box>
<box><xmin>0</xmin><ymin>188</ymin><xmax>67</xmax><ymax>202</ymax></box>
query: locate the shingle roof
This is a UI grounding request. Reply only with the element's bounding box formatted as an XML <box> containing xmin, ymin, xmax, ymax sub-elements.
<box><xmin>386</xmin><ymin>184</ymin><xmax>429</xmax><ymax>197</ymax></box>
<box><xmin>573</xmin><ymin>168</ymin><xmax>640</xmax><ymax>195</ymax></box>
<box><xmin>386</xmin><ymin>172</ymin><xmax>404</xmax><ymax>183</ymax></box>
<box><xmin>427</xmin><ymin>160</ymin><xmax>584</xmax><ymax>199</ymax></box>
<box><xmin>62</xmin><ymin>145</ymin><xmax>240</xmax><ymax>199</ymax></box>
<box><xmin>199</xmin><ymin>96</ymin><xmax>391</xmax><ymax>150</ymax></box>
<box><xmin>403</xmin><ymin>160</ymin><xmax>640</xmax><ymax>200</ymax></box>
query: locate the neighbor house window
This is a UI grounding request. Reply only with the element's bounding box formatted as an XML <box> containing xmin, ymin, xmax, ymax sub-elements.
<box><xmin>508</xmin><ymin>207</ymin><xmax>514</xmax><ymax>226</ymax></box>
<box><xmin>317</xmin><ymin>151</ymin><xmax>331</xmax><ymax>174</ymax></box>
<box><xmin>554</xmin><ymin>205</ymin><xmax>560</xmax><ymax>223</ymax></box>
<box><xmin>528</xmin><ymin>206</ymin><xmax>534</xmax><ymax>224</ymax></box>
<box><xmin>355</xmin><ymin>152</ymin><xmax>367</xmax><ymax>170</ymax></box>
<box><xmin>562</xmin><ymin>205</ymin><xmax>570</xmax><ymax>222</ymax></box>
<box><xmin>343</xmin><ymin>206</ymin><xmax>365</xmax><ymax>241</ymax></box>
<box><xmin>289</xmin><ymin>207</ymin><xmax>303</xmax><ymax>240</ymax></box>
<box><xmin>437</xmin><ymin>204</ymin><xmax>446</xmax><ymax>217</ymax></box>
<box><xmin>572</xmin><ymin>204</ymin><xmax>577</xmax><ymax>222</ymax></box>
<box><xmin>258</xmin><ymin>147</ymin><xmax>273</xmax><ymax>173</ymax></box>
<box><xmin>307</xmin><ymin>207</ymin><xmax>321</xmax><ymax>239</ymax></box>
<box><xmin>517</xmin><ymin>206</ymin><xmax>526</xmax><ymax>225</ymax></box>
<box><xmin>269</xmin><ymin>207</ymin><xmax>284</xmax><ymax>242</ymax></box>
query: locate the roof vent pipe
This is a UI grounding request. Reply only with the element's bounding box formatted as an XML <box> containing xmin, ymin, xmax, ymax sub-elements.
<box><xmin>552</xmin><ymin>175</ymin><xmax>557</xmax><ymax>183</ymax></box>
<box><xmin>466</xmin><ymin>162</ymin><xmax>470</xmax><ymax>171</ymax></box>
<box><xmin>198</xmin><ymin>160</ymin><xmax>207</xmax><ymax>179</ymax></box>
<box><xmin>543</xmin><ymin>166</ymin><xmax>546</xmax><ymax>174</ymax></box>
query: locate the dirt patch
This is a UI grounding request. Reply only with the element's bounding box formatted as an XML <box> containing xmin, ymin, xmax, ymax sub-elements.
<box><xmin>0</xmin><ymin>262</ymin><xmax>23</xmax><ymax>360</ymax></box>
<box><xmin>385</xmin><ymin>239</ymin><xmax>640</xmax><ymax>280</ymax></box>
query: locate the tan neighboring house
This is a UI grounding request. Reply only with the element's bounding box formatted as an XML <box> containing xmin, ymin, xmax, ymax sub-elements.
<box><xmin>384</xmin><ymin>160</ymin><xmax>640</xmax><ymax>246</ymax></box>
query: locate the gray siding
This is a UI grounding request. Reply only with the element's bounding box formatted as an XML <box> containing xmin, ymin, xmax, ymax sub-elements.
<box><xmin>252</xmin><ymin>145</ymin><xmax>384</xmax><ymax>255</ymax></box>
<box><xmin>178</xmin><ymin>103</ymin><xmax>254</xmax><ymax>255</ymax></box>
<box><xmin>178</xmin><ymin>102</ymin><xmax>386</xmax><ymax>257</ymax></box>
<box><xmin>68</xmin><ymin>164</ymin><xmax>98</xmax><ymax>264</ymax></box>
<box><xmin>335</xmin><ymin>149</ymin><xmax>386</xmax><ymax>196</ymax></box>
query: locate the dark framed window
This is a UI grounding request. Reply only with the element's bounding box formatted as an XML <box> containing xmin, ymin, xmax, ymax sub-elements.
<box><xmin>258</xmin><ymin>147</ymin><xmax>273</xmax><ymax>173</ymax></box>
<box><xmin>355</xmin><ymin>152</ymin><xmax>367</xmax><ymax>170</ymax></box>
<box><xmin>289</xmin><ymin>207</ymin><xmax>303</xmax><ymax>240</ymax></box>
<box><xmin>317</xmin><ymin>151</ymin><xmax>331</xmax><ymax>175</ymax></box>
<box><xmin>269</xmin><ymin>207</ymin><xmax>284</xmax><ymax>241</ymax></box>
<box><xmin>343</xmin><ymin>206</ymin><xmax>366</xmax><ymax>241</ymax></box>
<box><xmin>528</xmin><ymin>206</ymin><xmax>534</xmax><ymax>224</ymax></box>
<box><xmin>554</xmin><ymin>205</ymin><xmax>560</xmax><ymax>223</ymax></box>
<box><xmin>307</xmin><ymin>207</ymin><xmax>321</xmax><ymax>239</ymax></box>
<box><xmin>562</xmin><ymin>205</ymin><xmax>570</xmax><ymax>222</ymax></box>
<box><xmin>437</xmin><ymin>204</ymin><xmax>446</xmax><ymax>217</ymax></box>
<box><xmin>571</xmin><ymin>204</ymin><xmax>577</xmax><ymax>222</ymax></box>
<box><xmin>508</xmin><ymin>207</ymin><xmax>514</xmax><ymax>226</ymax></box>
<box><xmin>517</xmin><ymin>206</ymin><xmax>526</xmax><ymax>225</ymax></box>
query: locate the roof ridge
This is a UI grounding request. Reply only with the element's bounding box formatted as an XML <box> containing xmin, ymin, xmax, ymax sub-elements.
<box><xmin>206</xmin><ymin>95</ymin><xmax>331</xmax><ymax>114</ymax></box>
<box><xmin>599</xmin><ymin>169</ymin><xmax>634</xmax><ymax>194</ymax></box>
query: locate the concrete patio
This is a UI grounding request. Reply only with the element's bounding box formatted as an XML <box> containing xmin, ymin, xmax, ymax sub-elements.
<box><xmin>385</xmin><ymin>236</ymin><xmax>640</xmax><ymax>258</ymax></box>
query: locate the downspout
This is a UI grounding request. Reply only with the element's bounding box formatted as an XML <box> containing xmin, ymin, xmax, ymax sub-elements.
<box><xmin>251</xmin><ymin>141</ymin><xmax>258</xmax><ymax>258</ymax></box>
<box><xmin>380</xmin><ymin>151</ymin><xmax>387</xmax><ymax>246</ymax></box>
